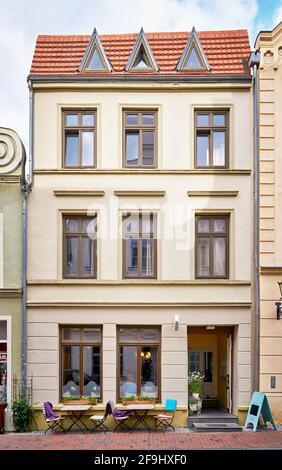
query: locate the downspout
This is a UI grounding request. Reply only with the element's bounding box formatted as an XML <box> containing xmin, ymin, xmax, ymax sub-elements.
<box><xmin>248</xmin><ymin>51</ymin><xmax>261</xmax><ymax>392</ymax></box>
<box><xmin>21</xmin><ymin>79</ymin><xmax>33</xmax><ymax>386</ymax></box>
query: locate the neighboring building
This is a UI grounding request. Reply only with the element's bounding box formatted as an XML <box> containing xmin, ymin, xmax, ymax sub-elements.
<box><xmin>27</xmin><ymin>27</ymin><xmax>252</xmax><ymax>426</ymax></box>
<box><xmin>255</xmin><ymin>21</ymin><xmax>282</xmax><ymax>423</ymax></box>
<box><xmin>0</xmin><ymin>128</ymin><xmax>25</xmax><ymax>428</ymax></box>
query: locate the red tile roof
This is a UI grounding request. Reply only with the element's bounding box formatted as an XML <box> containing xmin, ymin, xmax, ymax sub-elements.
<box><xmin>29</xmin><ymin>29</ymin><xmax>250</xmax><ymax>78</ymax></box>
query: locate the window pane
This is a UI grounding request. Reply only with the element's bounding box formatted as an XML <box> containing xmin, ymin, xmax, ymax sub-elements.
<box><xmin>204</xmin><ymin>352</ymin><xmax>213</xmax><ymax>382</ymax></box>
<box><xmin>0</xmin><ymin>321</ymin><xmax>7</xmax><ymax>341</ymax></box>
<box><xmin>62</xmin><ymin>345</ymin><xmax>80</xmax><ymax>397</ymax></box>
<box><xmin>213</xmin><ymin>237</ymin><xmax>226</xmax><ymax>276</ymax></box>
<box><xmin>65</xmin><ymin>133</ymin><xmax>79</xmax><ymax>166</ymax></box>
<box><xmin>185</xmin><ymin>47</ymin><xmax>202</xmax><ymax>68</ymax></box>
<box><xmin>141</xmin><ymin>214</ymin><xmax>152</xmax><ymax>234</ymax></box>
<box><xmin>142</xmin><ymin>239</ymin><xmax>154</xmax><ymax>275</ymax></box>
<box><xmin>81</xmin><ymin>238</ymin><xmax>95</xmax><ymax>276</ymax></box>
<box><xmin>83</xmin><ymin>346</ymin><xmax>101</xmax><ymax>397</ymax></box>
<box><xmin>196</xmin><ymin>134</ymin><xmax>209</xmax><ymax>166</ymax></box>
<box><xmin>120</xmin><ymin>346</ymin><xmax>137</xmax><ymax>397</ymax></box>
<box><xmin>197</xmin><ymin>237</ymin><xmax>210</xmax><ymax>277</ymax></box>
<box><xmin>87</xmin><ymin>48</ymin><xmax>104</xmax><ymax>69</ymax></box>
<box><xmin>197</xmin><ymin>114</ymin><xmax>209</xmax><ymax>126</ymax></box>
<box><xmin>125</xmin><ymin>132</ymin><xmax>138</xmax><ymax>165</ymax></box>
<box><xmin>0</xmin><ymin>343</ymin><xmax>7</xmax><ymax>402</ymax></box>
<box><xmin>119</xmin><ymin>328</ymin><xmax>138</xmax><ymax>341</ymax></box>
<box><xmin>82</xmin><ymin>114</ymin><xmax>94</xmax><ymax>126</ymax></box>
<box><xmin>66</xmin><ymin>238</ymin><xmax>78</xmax><ymax>276</ymax></box>
<box><xmin>197</xmin><ymin>219</ymin><xmax>210</xmax><ymax>233</ymax></box>
<box><xmin>141</xmin><ymin>346</ymin><xmax>158</xmax><ymax>398</ymax></box>
<box><xmin>140</xmin><ymin>328</ymin><xmax>158</xmax><ymax>342</ymax></box>
<box><xmin>123</xmin><ymin>214</ymin><xmax>139</xmax><ymax>236</ymax></box>
<box><xmin>189</xmin><ymin>351</ymin><xmax>201</xmax><ymax>373</ymax></box>
<box><xmin>213</xmin><ymin>219</ymin><xmax>226</xmax><ymax>233</ymax></box>
<box><xmin>213</xmin><ymin>114</ymin><xmax>225</xmax><ymax>126</ymax></box>
<box><xmin>126</xmin><ymin>114</ymin><xmax>138</xmax><ymax>126</ymax></box>
<box><xmin>62</xmin><ymin>328</ymin><xmax>80</xmax><ymax>341</ymax></box>
<box><xmin>83</xmin><ymin>328</ymin><xmax>101</xmax><ymax>342</ymax></box>
<box><xmin>125</xmin><ymin>238</ymin><xmax>138</xmax><ymax>276</ymax></box>
<box><xmin>65</xmin><ymin>218</ymin><xmax>79</xmax><ymax>233</ymax></box>
<box><xmin>142</xmin><ymin>131</ymin><xmax>154</xmax><ymax>166</ymax></box>
<box><xmin>82</xmin><ymin>131</ymin><xmax>94</xmax><ymax>166</ymax></box>
<box><xmin>213</xmin><ymin>131</ymin><xmax>225</xmax><ymax>166</ymax></box>
<box><xmin>82</xmin><ymin>217</ymin><xmax>97</xmax><ymax>235</ymax></box>
<box><xmin>65</xmin><ymin>114</ymin><xmax>78</xmax><ymax>126</ymax></box>
<box><xmin>142</xmin><ymin>114</ymin><xmax>154</xmax><ymax>126</ymax></box>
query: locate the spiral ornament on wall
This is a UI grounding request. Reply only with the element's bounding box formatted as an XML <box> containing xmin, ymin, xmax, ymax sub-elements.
<box><xmin>0</xmin><ymin>128</ymin><xmax>22</xmax><ymax>174</ymax></box>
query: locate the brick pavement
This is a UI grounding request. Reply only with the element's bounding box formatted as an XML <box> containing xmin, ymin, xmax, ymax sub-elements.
<box><xmin>0</xmin><ymin>430</ymin><xmax>282</xmax><ymax>450</ymax></box>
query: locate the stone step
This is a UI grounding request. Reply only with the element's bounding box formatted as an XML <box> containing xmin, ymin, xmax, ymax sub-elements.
<box><xmin>192</xmin><ymin>422</ymin><xmax>243</xmax><ymax>432</ymax></box>
<box><xmin>188</xmin><ymin>413</ymin><xmax>238</xmax><ymax>426</ymax></box>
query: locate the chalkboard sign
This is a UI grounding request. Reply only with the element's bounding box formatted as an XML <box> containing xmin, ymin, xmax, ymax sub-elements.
<box><xmin>244</xmin><ymin>392</ymin><xmax>276</xmax><ymax>432</ymax></box>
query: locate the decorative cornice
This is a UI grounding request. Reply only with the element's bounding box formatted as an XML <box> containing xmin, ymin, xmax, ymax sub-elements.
<box><xmin>187</xmin><ymin>191</ymin><xmax>238</xmax><ymax>197</ymax></box>
<box><xmin>260</xmin><ymin>266</ymin><xmax>282</xmax><ymax>275</ymax></box>
<box><xmin>27</xmin><ymin>301</ymin><xmax>251</xmax><ymax>308</ymax></box>
<box><xmin>34</xmin><ymin>169</ymin><xmax>251</xmax><ymax>176</ymax></box>
<box><xmin>0</xmin><ymin>288</ymin><xmax>22</xmax><ymax>298</ymax></box>
<box><xmin>0</xmin><ymin>175</ymin><xmax>21</xmax><ymax>183</ymax></box>
<box><xmin>114</xmin><ymin>190</ymin><xmax>165</xmax><ymax>197</ymax></box>
<box><xmin>53</xmin><ymin>190</ymin><xmax>105</xmax><ymax>197</ymax></box>
<box><xmin>27</xmin><ymin>279</ymin><xmax>250</xmax><ymax>286</ymax></box>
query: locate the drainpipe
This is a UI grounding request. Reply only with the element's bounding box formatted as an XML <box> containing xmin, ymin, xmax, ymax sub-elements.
<box><xmin>21</xmin><ymin>79</ymin><xmax>34</xmax><ymax>387</ymax></box>
<box><xmin>248</xmin><ymin>51</ymin><xmax>261</xmax><ymax>392</ymax></box>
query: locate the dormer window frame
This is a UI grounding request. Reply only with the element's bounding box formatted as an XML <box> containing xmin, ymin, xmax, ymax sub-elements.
<box><xmin>125</xmin><ymin>28</ymin><xmax>159</xmax><ymax>72</ymax></box>
<box><xmin>176</xmin><ymin>26</ymin><xmax>211</xmax><ymax>72</ymax></box>
<box><xmin>79</xmin><ymin>28</ymin><xmax>112</xmax><ymax>72</ymax></box>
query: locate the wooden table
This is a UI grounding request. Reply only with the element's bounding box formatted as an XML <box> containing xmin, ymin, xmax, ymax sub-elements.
<box><xmin>60</xmin><ymin>405</ymin><xmax>91</xmax><ymax>431</ymax></box>
<box><xmin>126</xmin><ymin>404</ymin><xmax>155</xmax><ymax>432</ymax></box>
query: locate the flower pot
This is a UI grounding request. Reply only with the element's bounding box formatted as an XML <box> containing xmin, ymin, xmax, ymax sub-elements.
<box><xmin>192</xmin><ymin>393</ymin><xmax>200</xmax><ymax>400</ymax></box>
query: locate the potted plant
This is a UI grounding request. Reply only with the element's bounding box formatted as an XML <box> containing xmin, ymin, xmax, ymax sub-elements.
<box><xmin>62</xmin><ymin>395</ymin><xmax>97</xmax><ymax>406</ymax></box>
<box><xmin>188</xmin><ymin>371</ymin><xmax>204</xmax><ymax>399</ymax></box>
<box><xmin>122</xmin><ymin>395</ymin><xmax>156</xmax><ymax>405</ymax></box>
<box><xmin>11</xmin><ymin>399</ymin><xmax>34</xmax><ymax>432</ymax></box>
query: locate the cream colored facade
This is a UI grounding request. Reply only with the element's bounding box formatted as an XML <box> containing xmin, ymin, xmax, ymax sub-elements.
<box><xmin>256</xmin><ymin>22</ymin><xmax>282</xmax><ymax>423</ymax></box>
<box><xmin>27</xmin><ymin>81</ymin><xmax>252</xmax><ymax>422</ymax></box>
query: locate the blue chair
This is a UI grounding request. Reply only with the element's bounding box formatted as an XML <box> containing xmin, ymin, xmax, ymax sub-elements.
<box><xmin>154</xmin><ymin>399</ymin><xmax>177</xmax><ymax>431</ymax></box>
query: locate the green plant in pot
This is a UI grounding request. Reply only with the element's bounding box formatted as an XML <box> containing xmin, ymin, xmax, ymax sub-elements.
<box><xmin>188</xmin><ymin>371</ymin><xmax>204</xmax><ymax>398</ymax></box>
<box><xmin>12</xmin><ymin>399</ymin><xmax>34</xmax><ymax>432</ymax></box>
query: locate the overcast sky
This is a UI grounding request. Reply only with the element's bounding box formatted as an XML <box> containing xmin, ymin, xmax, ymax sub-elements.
<box><xmin>0</xmin><ymin>0</ymin><xmax>282</xmax><ymax>151</ymax></box>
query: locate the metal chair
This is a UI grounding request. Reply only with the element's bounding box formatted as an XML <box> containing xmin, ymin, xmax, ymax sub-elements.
<box><xmin>42</xmin><ymin>402</ymin><xmax>65</xmax><ymax>434</ymax></box>
<box><xmin>89</xmin><ymin>401</ymin><xmax>111</xmax><ymax>432</ymax></box>
<box><xmin>154</xmin><ymin>399</ymin><xmax>177</xmax><ymax>431</ymax></box>
<box><xmin>108</xmin><ymin>401</ymin><xmax>132</xmax><ymax>432</ymax></box>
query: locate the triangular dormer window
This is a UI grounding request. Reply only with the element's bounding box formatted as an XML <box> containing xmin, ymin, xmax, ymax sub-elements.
<box><xmin>177</xmin><ymin>27</ymin><xmax>211</xmax><ymax>71</ymax></box>
<box><xmin>125</xmin><ymin>28</ymin><xmax>159</xmax><ymax>72</ymax></box>
<box><xmin>79</xmin><ymin>28</ymin><xmax>112</xmax><ymax>72</ymax></box>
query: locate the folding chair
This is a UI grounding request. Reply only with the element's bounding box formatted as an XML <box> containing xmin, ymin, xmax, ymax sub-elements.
<box><xmin>154</xmin><ymin>399</ymin><xmax>177</xmax><ymax>431</ymax></box>
<box><xmin>109</xmin><ymin>401</ymin><xmax>132</xmax><ymax>432</ymax></box>
<box><xmin>89</xmin><ymin>401</ymin><xmax>111</xmax><ymax>432</ymax></box>
<box><xmin>42</xmin><ymin>402</ymin><xmax>65</xmax><ymax>434</ymax></box>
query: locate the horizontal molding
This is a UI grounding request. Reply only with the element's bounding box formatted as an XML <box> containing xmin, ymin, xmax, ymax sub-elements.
<box><xmin>187</xmin><ymin>190</ymin><xmax>238</xmax><ymax>197</ymax></box>
<box><xmin>0</xmin><ymin>288</ymin><xmax>22</xmax><ymax>298</ymax></box>
<box><xmin>260</xmin><ymin>266</ymin><xmax>282</xmax><ymax>275</ymax></box>
<box><xmin>53</xmin><ymin>190</ymin><xmax>105</xmax><ymax>197</ymax></box>
<box><xmin>0</xmin><ymin>175</ymin><xmax>21</xmax><ymax>183</ymax></box>
<box><xmin>27</xmin><ymin>301</ymin><xmax>251</xmax><ymax>308</ymax></box>
<box><xmin>114</xmin><ymin>190</ymin><xmax>165</xmax><ymax>197</ymax></box>
<box><xmin>34</xmin><ymin>169</ymin><xmax>251</xmax><ymax>176</ymax></box>
<box><xmin>27</xmin><ymin>279</ymin><xmax>251</xmax><ymax>286</ymax></box>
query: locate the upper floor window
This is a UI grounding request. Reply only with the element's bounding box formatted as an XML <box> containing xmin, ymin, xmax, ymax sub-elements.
<box><xmin>195</xmin><ymin>110</ymin><xmax>228</xmax><ymax>168</ymax></box>
<box><xmin>195</xmin><ymin>215</ymin><xmax>229</xmax><ymax>279</ymax></box>
<box><xmin>63</xmin><ymin>215</ymin><xmax>97</xmax><ymax>279</ymax></box>
<box><xmin>63</xmin><ymin>110</ymin><xmax>96</xmax><ymax>168</ymax></box>
<box><xmin>123</xmin><ymin>110</ymin><xmax>157</xmax><ymax>168</ymax></box>
<box><xmin>122</xmin><ymin>213</ymin><xmax>157</xmax><ymax>279</ymax></box>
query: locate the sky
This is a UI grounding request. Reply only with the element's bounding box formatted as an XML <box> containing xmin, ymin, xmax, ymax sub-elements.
<box><xmin>0</xmin><ymin>0</ymin><xmax>282</xmax><ymax>151</ymax></box>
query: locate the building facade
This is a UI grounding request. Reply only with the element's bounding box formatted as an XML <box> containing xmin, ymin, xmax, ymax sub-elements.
<box><xmin>0</xmin><ymin>127</ymin><xmax>25</xmax><ymax>428</ymax></box>
<box><xmin>256</xmin><ymin>21</ymin><xmax>282</xmax><ymax>423</ymax></box>
<box><xmin>27</xmin><ymin>28</ymin><xmax>252</xmax><ymax>425</ymax></box>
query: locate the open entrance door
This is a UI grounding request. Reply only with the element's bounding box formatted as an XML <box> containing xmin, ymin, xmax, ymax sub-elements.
<box><xmin>226</xmin><ymin>333</ymin><xmax>232</xmax><ymax>413</ymax></box>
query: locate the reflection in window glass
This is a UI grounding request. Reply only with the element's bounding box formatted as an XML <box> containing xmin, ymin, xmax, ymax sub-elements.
<box><xmin>65</xmin><ymin>218</ymin><xmax>79</xmax><ymax>233</ymax></box>
<box><xmin>87</xmin><ymin>49</ymin><xmax>104</xmax><ymax>70</ymax></box>
<box><xmin>213</xmin><ymin>219</ymin><xmax>226</xmax><ymax>233</ymax></box>
<box><xmin>142</xmin><ymin>131</ymin><xmax>154</xmax><ymax>166</ymax></box>
<box><xmin>197</xmin><ymin>134</ymin><xmax>209</xmax><ymax>166</ymax></box>
<box><xmin>66</xmin><ymin>238</ymin><xmax>78</xmax><ymax>276</ymax></box>
<box><xmin>185</xmin><ymin>47</ymin><xmax>202</xmax><ymax>68</ymax></box>
<box><xmin>142</xmin><ymin>114</ymin><xmax>154</xmax><ymax>126</ymax></box>
<box><xmin>213</xmin><ymin>114</ymin><xmax>225</xmax><ymax>126</ymax></box>
<box><xmin>126</xmin><ymin>114</ymin><xmax>138</xmax><ymax>126</ymax></box>
<box><xmin>65</xmin><ymin>114</ymin><xmax>78</xmax><ymax>126</ymax></box>
<box><xmin>120</xmin><ymin>346</ymin><xmax>137</xmax><ymax>397</ymax></box>
<box><xmin>62</xmin><ymin>328</ymin><xmax>80</xmax><ymax>341</ymax></box>
<box><xmin>213</xmin><ymin>238</ymin><xmax>226</xmax><ymax>276</ymax></box>
<box><xmin>197</xmin><ymin>219</ymin><xmax>209</xmax><ymax>233</ymax></box>
<box><xmin>62</xmin><ymin>345</ymin><xmax>80</xmax><ymax>397</ymax></box>
<box><xmin>82</xmin><ymin>114</ymin><xmax>94</xmax><ymax>126</ymax></box>
<box><xmin>83</xmin><ymin>328</ymin><xmax>101</xmax><ymax>342</ymax></box>
<box><xmin>82</xmin><ymin>131</ymin><xmax>94</xmax><ymax>166</ymax></box>
<box><xmin>83</xmin><ymin>346</ymin><xmax>101</xmax><ymax>397</ymax></box>
<box><xmin>119</xmin><ymin>328</ymin><xmax>138</xmax><ymax>341</ymax></box>
<box><xmin>213</xmin><ymin>131</ymin><xmax>225</xmax><ymax>166</ymax></box>
<box><xmin>65</xmin><ymin>133</ymin><xmax>79</xmax><ymax>166</ymax></box>
<box><xmin>141</xmin><ymin>346</ymin><xmax>158</xmax><ymax>398</ymax></box>
<box><xmin>125</xmin><ymin>238</ymin><xmax>138</xmax><ymax>276</ymax></box>
<box><xmin>197</xmin><ymin>238</ymin><xmax>210</xmax><ymax>277</ymax></box>
<box><xmin>197</xmin><ymin>114</ymin><xmax>209</xmax><ymax>126</ymax></box>
<box><xmin>126</xmin><ymin>133</ymin><xmax>138</xmax><ymax>165</ymax></box>
<box><xmin>82</xmin><ymin>238</ymin><xmax>94</xmax><ymax>276</ymax></box>
<box><xmin>142</xmin><ymin>239</ymin><xmax>154</xmax><ymax>275</ymax></box>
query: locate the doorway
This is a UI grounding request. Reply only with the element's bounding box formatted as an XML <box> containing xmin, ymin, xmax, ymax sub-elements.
<box><xmin>188</xmin><ymin>326</ymin><xmax>234</xmax><ymax>413</ymax></box>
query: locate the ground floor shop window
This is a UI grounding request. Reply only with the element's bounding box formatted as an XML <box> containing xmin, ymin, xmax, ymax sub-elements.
<box><xmin>117</xmin><ymin>327</ymin><xmax>160</xmax><ymax>401</ymax></box>
<box><xmin>60</xmin><ymin>326</ymin><xmax>102</xmax><ymax>399</ymax></box>
<box><xmin>0</xmin><ymin>321</ymin><xmax>7</xmax><ymax>402</ymax></box>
